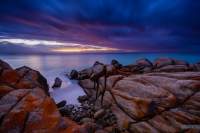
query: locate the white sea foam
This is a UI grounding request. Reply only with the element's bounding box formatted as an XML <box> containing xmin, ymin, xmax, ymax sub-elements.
<box><xmin>43</xmin><ymin>69</ymin><xmax>85</xmax><ymax>104</ymax></box>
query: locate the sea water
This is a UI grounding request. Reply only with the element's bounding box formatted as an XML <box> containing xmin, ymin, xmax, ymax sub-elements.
<box><xmin>1</xmin><ymin>53</ymin><xmax>200</xmax><ymax>104</ymax></box>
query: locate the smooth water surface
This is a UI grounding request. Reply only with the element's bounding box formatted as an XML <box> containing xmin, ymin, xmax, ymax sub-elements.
<box><xmin>1</xmin><ymin>53</ymin><xmax>200</xmax><ymax>104</ymax></box>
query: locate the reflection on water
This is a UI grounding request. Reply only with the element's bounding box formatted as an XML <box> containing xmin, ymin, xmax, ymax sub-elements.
<box><xmin>1</xmin><ymin>53</ymin><xmax>200</xmax><ymax>104</ymax></box>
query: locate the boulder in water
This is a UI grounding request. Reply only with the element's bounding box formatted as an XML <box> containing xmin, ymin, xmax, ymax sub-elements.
<box><xmin>56</xmin><ymin>100</ymin><xmax>67</xmax><ymax>108</ymax></box>
<box><xmin>52</xmin><ymin>77</ymin><xmax>62</xmax><ymax>88</ymax></box>
<box><xmin>70</xmin><ymin>69</ymin><xmax>79</xmax><ymax>79</ymax></box>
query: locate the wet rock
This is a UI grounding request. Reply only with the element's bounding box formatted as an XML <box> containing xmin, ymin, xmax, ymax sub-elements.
<box><xmin>52</xmin><ymin>77</ymin><xmax>62</xmax><ymax>88</ymax></box>
<box><xmin>70</xmin><ymin>69</ymin><xmax>79</xmax><ymax>79</ymax></box>
<box><xmin>56</xmin><ymin>100</ymin><xmax>67</xmax><ymax>108</ymax></box>
<box><xmin>94</xmin><ymin>109</ymin><xmax>106</xmax><ymax>119</ymax></box>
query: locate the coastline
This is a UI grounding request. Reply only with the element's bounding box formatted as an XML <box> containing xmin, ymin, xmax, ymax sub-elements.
<box><xmin>0</xmin><ymin>57</ymin><xmax>200</xmax><ymax>132</ymax></box>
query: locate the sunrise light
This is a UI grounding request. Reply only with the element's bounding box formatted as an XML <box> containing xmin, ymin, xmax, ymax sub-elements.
<box><xmin>0</xmin><ymin>38</ymin><xmax>119</xmax><ymax>53</ymax></box>
<box><xmin>52</xmin><ymin>47</ymin><xmax>118</xmax><ymax>53</ymax></box>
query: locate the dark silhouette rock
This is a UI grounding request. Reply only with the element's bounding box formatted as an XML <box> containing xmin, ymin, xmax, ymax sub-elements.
<box><xmin>56</xmin><ymin>100</ymin><xmax>67</xmax><ymax>108</ymax></box>
<box><xmin>70</xmin><ymin>69</ymin><xmax>79</xmax><ymax>79</ymax></box>
<box><xmin>111</xmin><ymin>59</ymin><xmax>122</xmax><ymax>69</ymax></box>
<box><xmin>52</xmin><ymin>77</ymin><xmax>62</xmax><ymax>88</ymax></box>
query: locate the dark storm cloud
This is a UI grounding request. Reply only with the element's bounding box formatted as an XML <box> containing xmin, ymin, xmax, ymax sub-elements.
<box><xmin>0</xmin><ymin>0</ymin><xmax>200</xmax><ymax>52</ymax></box>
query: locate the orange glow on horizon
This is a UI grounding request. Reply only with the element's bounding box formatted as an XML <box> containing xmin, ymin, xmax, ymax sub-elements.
<box><xmin>0</xmin><ymin>38</ymin><xmax>121</xmax><ymax>53</ymax></box>
<box><xmin>52</xmin><ymin>46</ymin><xmax>119</xmax><ymax>53</ymax></box>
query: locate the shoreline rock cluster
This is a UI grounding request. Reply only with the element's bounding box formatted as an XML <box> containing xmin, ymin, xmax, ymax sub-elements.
<box><xmin>0</xmin><ymin>59</ymin><xmax>86</xmax><ymax>133</ymax></box>
<box><xmin>70</xmin><ymin>58</ymin><xmax>200</xmax><ymax>81</ymax></box>
<box><xmin>69</xmin><ymin>57</ymin><xmax>200</xmax><ymax>132</ymax></box>
<box><xmin>58</xmin><ymin>95</ymin><xmax>120</xmax><ymax>132</ymax></box>
<box><xmin>0</xmin><ymin>57</ymin><xmax>200</xmax><ymax>133</ymax></box>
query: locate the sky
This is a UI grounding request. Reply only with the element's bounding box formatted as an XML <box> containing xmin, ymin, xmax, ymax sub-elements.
<box><xmin>0</xmin><ymin>0</ymin><xmax>200</xmax><ymax>53</ymax></box>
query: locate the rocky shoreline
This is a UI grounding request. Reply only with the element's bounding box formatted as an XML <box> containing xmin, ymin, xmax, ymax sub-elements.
<box><xmin>0</xmin><ymin>59</ymin><xmax>86</xmax><ymax>132</ymax></box>
<box><xmin>68</xmin><ymin>57</ymin><xmax>200</xmax><ymax>132</ymax></box>
<box><xmin>0</xmin><ymin>58</ymin><xmax>200</xmax><ymax>133</ymax></box>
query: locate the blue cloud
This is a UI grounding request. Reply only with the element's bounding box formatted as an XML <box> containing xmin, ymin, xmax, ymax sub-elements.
<box><xmin>0</xmin><ymin>0</ymin><xmax>200</xmax><ymax>52</ymax></box>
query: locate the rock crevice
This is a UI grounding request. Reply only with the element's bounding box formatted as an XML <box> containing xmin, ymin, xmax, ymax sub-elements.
<box><xmin>73</xmin><ymin>58</ymin><xmax>200</xmax><ymax>132</ymax></box>
<box><xmin>0</xmin><ymin>59</ymin><xmax>83</xmax><ymax>133</ymax></box>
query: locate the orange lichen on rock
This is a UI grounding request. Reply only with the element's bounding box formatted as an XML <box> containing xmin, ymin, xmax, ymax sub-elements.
<box><xmin>0</xmin><ymin>59</ymin><xmax>82</xmax><ymax>133</ymax></box>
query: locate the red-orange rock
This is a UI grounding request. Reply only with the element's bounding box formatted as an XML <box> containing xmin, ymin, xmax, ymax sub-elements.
<box><xmin>80</xmin><ymin>71</ymin><xmax>200</xmax><ymax>132</ymax></box>
<box><xmin>0</xmin><ymin>59</ymin><xmax>83</xmax><ymax>133</ymax></box>
<box><xmin>0</xmin><ymin>84</ymin><xmax>14</xmax><ymax>98</ymax></box>
<box><xmin>0</xmin><ymin>69</ymin><xmax>20</xmax><ymax>85</ymax></box>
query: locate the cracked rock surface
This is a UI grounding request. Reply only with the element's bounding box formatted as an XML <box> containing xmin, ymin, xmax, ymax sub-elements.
<box><xmin>77</xmin><ymin>58</ymin><xmax>200</xmax><ymax>132</ymax></box>
<box><xmin>0</xmin><ymin>59</ymin><xmax>82</xmax><ymax>133</ymax></box>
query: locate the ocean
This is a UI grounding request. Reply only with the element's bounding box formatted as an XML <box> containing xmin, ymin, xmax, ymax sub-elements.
<box><xmin>1</xmin><ymin>53</ymin><xmax>200</xmax><ymax>104</ymax></box>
